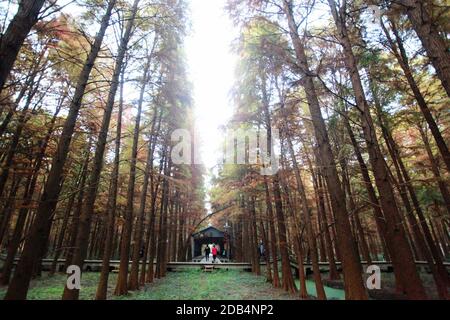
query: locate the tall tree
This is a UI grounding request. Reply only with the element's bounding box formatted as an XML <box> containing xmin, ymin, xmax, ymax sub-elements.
<box><xmin>395</xmin><ymin>0</ymin><xmax>450</xmax><ymax>97</ymax></box>
<box><xmin>327</xmin><ymin>0</ymin><xmax>426</xmax><ymax>299</ymax></box>
<box><xmin>4</xmin><ymin>0</ymin><xmax>117</xmax><ymax>300</ymax></box>
<box><xmin>280</xmin><ymin>0</ymin><xmax>367</xmax><ymax>299</ymax></box>
<box><xmin>62</xmin><ymin>0</ymin><xmax>140</xmax><ymax>300</ymax></box>
<box><xmin>379</xmin><ymin>17</ymin><xmax>450</xmax><ymax>172</ymax></box>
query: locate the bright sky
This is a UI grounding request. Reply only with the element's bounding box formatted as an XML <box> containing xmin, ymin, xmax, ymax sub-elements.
<box><xmin>19</xmin><ymin>0</ymin><xmax>237</xmax><ymax>213</ymax></box>
<box><xmin>185</xmin><ymin>0</ymin><xmax>238</xmax><ymax>213</ymax></box>
<box><xmin>185</xmin><ymin>0</ymin><xmax>237</xmax><ymax>171</ymax></box>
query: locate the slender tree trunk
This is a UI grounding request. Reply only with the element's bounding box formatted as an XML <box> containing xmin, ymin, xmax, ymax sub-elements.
<box><xmin>0</xmin><ymin>176</ymin><xmax>22</xmax><ymax>249</ymax></box>
<box><xmin>259</xmin><ymin>212</ymin><xmax>273</xmax><ymax>283</ymax></box>
<box><xmin>341</xmin><ymin>163</ymin><xmax>371</xmax><ymax>264</ymax></box>
<box><xmin>310</xmin><ymin>165</ymin><xmax>340</xmax><ymax>280</ymax></box>
<box><xmin>418</xmin><ymin>125</ymin><xmax>450</xmax><ymax>215</ymax></box>
<box><xmin>283</xmin><ymin>133</ymin><xmax>326</xmax><ymax>298</ymax></box>
<box><xmin>0</xmin><ymin>0</ymin><xmax>46</xmax><ymax>93</ymax></box>
<box><xmin>49</xmin><ymin>191</ymin><xmax>75</xmax><ymax>275</ymax></box>
<box><xmin>327</xmin><ymin>0</ymin><xmax>426</xmax><ymax>299</ymax></box>
<box><xmin>95</xmin><ymin>70</ymin><xmax>126</xmax><ymax>300</ymax></box>
<box><xmin>146</xmin><ymin>154</ymin><xmax>165</xmax><ymax>283</ymax></box>
<box><xmin>380</xmin><ymin>18</ymin><xmax>450</xmax><ymax>173</ymax></box>
<box><xmin>249</xmin><ymin>198</ymin><xmax>261</xmax><ymax>275</ymax></box>
<box><xmin>342</xmin><ymin>113</ymin><xmax>393</xmax><ymax>264</ymax></box>
<box><xmin>0</xmin><ymin>174</ymin><xmax>33</xmax><ymax>285</ymax></box>
<box><xmin>159</xmin><ymin>160</ymin><xmax>171</xmax><ymax>278</ymax></box>
<box><xmin>396</xmin><ymin>0</ymin><xmax>450</xmax><ymax>98</ymax></box>
<box><xmin>263</xmin><ymin>177</ymin><xmax>280</xmax><ymax>287</ymax></box>
<box><xmin>128</xmin><ymin>46</ymin><xmax>157</xmax><ymax>290</ymax></box>
<box><xmin>141</xmin><ymin>115</ymin><xmax>163</xmax><ymax>284</ymax></box>
<box><xmin>0</xmin><ymin>70</ymin><xmax>44</xmax><ymax>198</ymax></box>
<box><xmin>61</xmin><ymin>0</ymin><xmax>138</xmax><ymax>301</ymax></box>
<box><xmin>375</xmin><ymin>103</ymin><xmax>449</xmax><ymax>299</ymax></box>
<box><xmin>272</xmin><ymin>174</ymin><xmax>297</xmax><ymax>293</ymax></box>
<box><xmin>63</xmin><ymin>142</ymin><xmax>91</xmax><ymax>271</ymax></box>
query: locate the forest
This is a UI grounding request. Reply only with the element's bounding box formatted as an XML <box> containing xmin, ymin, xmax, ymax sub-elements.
<box><xmin>0</xmin><ymin>0</ymin><xmax>449</xmax><ymax>301</ymax></box>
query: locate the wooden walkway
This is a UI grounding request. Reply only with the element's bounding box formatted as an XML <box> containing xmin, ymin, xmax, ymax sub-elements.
<box><xmin>0</xmin><ymin>255</ymin><xmax>252</xmax><ymax>272</ymax></box>
<box><xmin>191</xmin><ymin>255</ymin><xmax>230</xmax><ymax>263</ymax></box>
<box><xmin>1</xmin><ymin>255</ymin><xmax>448</xmax><ymax>273</ymax></box>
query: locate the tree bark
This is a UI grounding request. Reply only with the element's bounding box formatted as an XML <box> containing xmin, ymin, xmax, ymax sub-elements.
<box><xmin>282</xmin><ymin>0</ymin><xmax>367</xmax><ymax>299</ymax></box>
<box><xmin>95</xmin><ymin>69</ymin><xmax>125</xmax><ymax>300</ymax></box>
<box><xmin>327</xmin><ymin>0</ymin><xmax>426</xmax><ymax>299</ymax></box>
<box><xmin>380</xmin><ymin>18</ymin><xmax>450</xmax><ymax>173</ymax></box>
<box><xmin>417</xmin><ymin>125</ymin><xmax>450</xmax><ymax>215</ymax></box>
<box><xmin>64</xmin><ymin>0</ymin><xmax>140</xmax><ymax>301</ymax></box>
<box><xmin>396</xmin><ymin>0</ymin><xmax>450</xmax><ymax>98</ymax></box>
<box><xmin>128</xmin><ymin>45</ymin><xmax>157</xmax><ymax>291</ymax></box>
<box><xmin>249</xmin><ymin>198</ymin><xmax>261</xmax><ymax>275</ymax></box>
<box><xmin>272</xmin><ymin>174</ymin><xmax>297</xmax><ymax>293</ymax></box>
<box><xmin>0</xmin><ymin>0</ymin><xmax>46</xmax><ymax>94</ymax></box>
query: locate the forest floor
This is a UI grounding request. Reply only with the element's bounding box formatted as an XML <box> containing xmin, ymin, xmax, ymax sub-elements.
<box><xmin>0</xmin><ymin>268</ymin><xmax>440</xmax><ymax>300</ymax></box>
<box><xmin>322</xmin><ymin>271</ymin><xmax>440</xmax><ymax>299</ymax></box>
<box><xmin>0</xmin><ymin>269</ymin><xmax>303</xmax><ymax>300</ymax></box>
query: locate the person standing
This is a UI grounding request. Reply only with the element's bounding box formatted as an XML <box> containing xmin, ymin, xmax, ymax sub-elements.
<box><xmin>211</xmin><ymin>244</ymin><xmax>218</xmax><ymax>263</ymax></box>
<box><xmin>204</xmin><ymin>244</ymin><xmax>210</xmax><ymax>261</ymax></box>
<box><xmin>258</xmin><ymin>241</ymin><xmax>265</xmax><ymax>258</ymax></box>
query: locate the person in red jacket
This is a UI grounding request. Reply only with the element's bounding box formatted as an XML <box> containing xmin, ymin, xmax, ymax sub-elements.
<box><xmin>211</xmin><ymin>245</ymin><xmax>218</xmax><ymax>263</ymax></box>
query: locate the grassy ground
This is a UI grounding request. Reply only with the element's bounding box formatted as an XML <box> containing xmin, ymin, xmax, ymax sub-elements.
<box><xmin>0</xmin><ymin>272</ymin><xmax>117</xmax><ymax>300</ymax></box>
<box><xmin>321</xmin><ymin>271</ymin><xmax>441</xmax><ymax>299</ymax></box>
<box><xmin>2</xmin><ymin>268</ymin><xmax>438</xmax><ymax>300</ymax></box>
<box><xmin>121</xmin><ymin>269</ymin><xmax>298</xmax><ymax>300</ymax></box>
<box><xmin>0</xmin><ymin>269</ymin><xmax>301</xmax><ymax>300</ymax></box>
<box><xmin>300</xmin><ymin>279</ymin><xmax>345</xmax><ymax>300</ymax></box>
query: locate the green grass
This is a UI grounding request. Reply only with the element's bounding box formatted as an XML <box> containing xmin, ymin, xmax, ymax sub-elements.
<box><xmin>0</xmin><ymin>269</ymin><xmax>298</xmax><ymax>300</ymax></box>
<box><xmin>300</xmin><ymin>280</ymin><xmax>345</xmax><ymax>300</ymax></box>
<box><xmin>0</xmin><ymin>272</ymin><xmax>119</xmax><ymax>300</ymax></box>
<box><xmin>120</xmin><ymin>269</ymin><xmax>296</xmax><ymax>300</ymax></box>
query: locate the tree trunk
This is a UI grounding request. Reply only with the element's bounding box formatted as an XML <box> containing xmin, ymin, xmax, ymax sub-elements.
<box><xmin>61</xmin><ymin>0</ymin><xmax>138</xmax><ymax>301</ymax></box>
<box><xmin>327</xmin><ymin>0</ymin><xmax>426</xmax><ymax>299</ymax></box>
<box><xmin>374</xmin><ymin>102</ymin><xmax>449</xmax><ymax>299</ymax></box>
<box><xmin>259</xmin><ymin>213</ymin><xmax>273</xmax><ymax>283</ymax></box>
<box><xmin>283</xmin><ymin>133</ymin><xmax>326</xmax><ymax>298</ymax></box>
<box><xmin>311</xmin><ymin>165</ymin><xmax>340</xmax><ymax>280</ymax></box>
<box><xmin>4</xmin><ymin>0</ymin><xmax>116</xmax><ymax>300</ymax></box>
<box><xmin>146</xmin><ymin>154</ymin><xmax>165</xmax><ymax>283</ymax></box>
<box><xmin>282</xmin><ymin>0</ymin><xmax>367</xmax><ymax>299</ymax></box>
<box><xmin>128</xmin><ymin>46</ymin><xmax>157</xmax><ymax>290</ymax></box>
<box><xmin>0</xmin><ymin>176</ymin><xmax>22</xmax><ymax>250</ymax></box>
<box><xmin>380</xmin><ymin>18</ymin><xmax>450</xmax><ymax>173</ymax></box>
<box><xmin>0</xmin><ymin>68</ymin><xmax>45</xmax><ymax>199</ymax></box>
<box><xmin>95</xmin><ymin>69</ymin><xmax>125</xmax><ymax>300</ymax></box>
<box><xmin>249</xmin><ymin>198</ymin><xmax>261</xmax><ymax>275</ymax></box>
<box><xmin>397</xmin><ymin>0</ymin><xmax>450</xmax><ymax>98</ymax></box>
<box><xmin>263</xmin><ymin>177</ymin><xmax>280</xmax><ymax>288</ymax></box>
<box><xmin>0</xmin><ymin>0</ymin><xmax>46</xmax><ymax>93</ymax></box>
<box><xmin>417</xmin><ymin>125</ymin><xmax>450</xmax><ymax>215</ymax></box>
<box><xmin>272</xmin><ymin>175</ymin><xmax>297</xmax><ymax>293</ymax></box>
